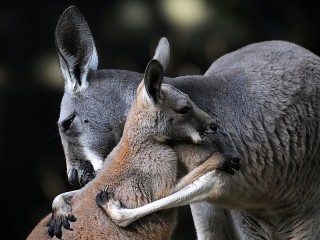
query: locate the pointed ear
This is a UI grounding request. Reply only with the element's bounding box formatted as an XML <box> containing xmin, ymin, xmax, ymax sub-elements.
<box><xmin>152</xmin><ymin>37</ymin><xmax>170</xmax><ymax>73</ymax></box>
<box><xmin>55</xmin><ymin>6</ymin><xmax>98</xmax><ymax>93</ymax></box>
<box><xmin>143</xmin><ymin>59</ymin><xmax>164</xmax><ymax>105</ymax></box>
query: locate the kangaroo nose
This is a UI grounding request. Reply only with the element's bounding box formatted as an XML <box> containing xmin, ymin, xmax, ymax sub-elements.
<box><xmin>206</xmin><ymin>122</ymin><xmax>218</xmax><ymax>133</ymax></box>
<box><xmin>209</xmin><ymin>122</ymin><xmax>218</xmax><ymax>132</ymax></box>
<box><xmin>68</xmin><ymin>168</ymin><xmax>80</xmax><ymax>187</ymax></box>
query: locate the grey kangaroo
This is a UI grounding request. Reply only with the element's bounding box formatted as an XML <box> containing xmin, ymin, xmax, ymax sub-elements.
<box><xmin>49</xmin><ymin>5</ymin><xmax>320</xmax><ymax>240</ymax></box>
<box><xmin>27</xmin><ymin>48</ymin><xmax>238</xmax><ymax>240</ymax></box>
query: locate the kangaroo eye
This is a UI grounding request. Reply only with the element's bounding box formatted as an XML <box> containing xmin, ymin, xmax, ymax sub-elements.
<box><xmin>61</xmin><ymin>114</ymin><xmax>75</xmax><ymax>132</ymax></box>
<box><xmin>176</xmin><ymin>106</ymin><xmax>191</xmax><ymax>114</ymax></box>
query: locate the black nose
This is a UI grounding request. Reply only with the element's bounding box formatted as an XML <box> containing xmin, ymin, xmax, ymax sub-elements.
<box><xmin>209</xmin><ymin>122</ymin><xmax>218</xmax><ymax>132</ymax></box>
<box><xmin>204</xmin><ymin>121</ymin><xmax>218</xmax><ymax>134</ymax></box>
<box><xmin>68</xmin><ymin>168</ymin><xmax>80</xmax><ymax>187</ymax></box>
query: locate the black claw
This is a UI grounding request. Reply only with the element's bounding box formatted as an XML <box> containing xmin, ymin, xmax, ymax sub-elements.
<box><xmin>69</xmin><ymin>215</ymin><xmax>77</xmax><ymax>222</ymax></box>
<box><xmin>54</xmin><ymin>222</ymin><xmax>63</xmax><ymax>239</ymax></box>
<box><xmin>48</xmin><ymin>214</ymin><xmax>76</xmax><ymax>238</ymax></box>
<box><xmin>63</xmin><ymin>220</ymin><xmax>71</xmax><ymax>230</ymax></box>
<box><xmin>221</xmin><ymin>154</ymin><xmax>240</xmax><ymax>175</ymax></box>
<box><xmin>48</xmin><ymin>224</ymin><xmax>54</xmax><ymax>237</ymax></box>
<box><xmin>55</xmin><ymin>232</ymin><xmax>62</xmax><ymax>239</ymax></box>
<box><xmin>96</xmin><ymin>189</ymin><xmax>118</xmax><ymax>211</ymax></box>
<box><xmin>47</xmin><ymin>218</ymin><xmax>52</xmax><ymax>227</ymax></box>
<box><xmin>96</xmin><ymin>192</ymin><xmax>104</xmax><ymax>207</ymax></box>
<box><xmin>96</xmin><ymin>189</ymin><xmax>112</xmax><ymax>206</ymax></box>
<box><xmin>101</xmin><ymin>190</ymin><xmax>108</xmax><ymax>202</ymax></box>
<box><xmin>231</xmin><ymin>157</ymin><xmax>241</xmax><ymax>172</ymax></box>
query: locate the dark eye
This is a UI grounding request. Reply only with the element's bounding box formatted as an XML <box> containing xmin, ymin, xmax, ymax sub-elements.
<box><xmin>176</xmin><ymin>106</ymin><xmax>191</xmax><ymax>114</ymax></box>
<box><xmin>61</xmin><ymin>114</ymin><xmax>75</xmax><ymax>132</ymax></box>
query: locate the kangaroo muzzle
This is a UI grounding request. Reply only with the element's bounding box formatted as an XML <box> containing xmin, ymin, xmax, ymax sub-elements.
<box><xmin>199</xmin><ymin>120</ymin><xmax>218</xmax><ymax>139</ymax></box>
<box><xmin>207</xmin><ymin>121</ymin><xmax>218</xmax><ymax>133</ymax></box>
<box><xmin>67</xmin><ymin>160</ymin><xmax>96</xmax><ymax>187</ymax></box>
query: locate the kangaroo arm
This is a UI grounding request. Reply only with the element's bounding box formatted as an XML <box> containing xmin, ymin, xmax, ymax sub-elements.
<box><xmin>99</xmin><ymin>170</ymin><xmax>216</xmax><ymax>227</ymax></box>
<box><xmin>97</xmin><ymin>153</ymin><xmax>239</xmax><ymax>227</ymax></box>
<box><xmin>173</xmin><ymin>152</ymin><xmax>233</xmax><ymax>191</ymax></box>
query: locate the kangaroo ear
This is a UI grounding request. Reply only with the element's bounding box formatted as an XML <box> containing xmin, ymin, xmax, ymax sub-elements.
<box><xmin>55</xmin><ymin>6</ymin><xmax>98</xmax><ymax>93</ymax></box>
<box><xmin>152</xmin><ymin>37</ymin><xmax>170</xmax><ymax>73</ymax></box>
<box><xmin>144</xmin><ymin>59</ymin><xmax>164</xmax><ymax>105</ymax></box>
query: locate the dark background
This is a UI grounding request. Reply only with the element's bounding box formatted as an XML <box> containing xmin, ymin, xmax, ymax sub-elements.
<box><xmin>1</xmin><ymin>0</ymin><xmax>320</xmax><ymax>239</ymax></box>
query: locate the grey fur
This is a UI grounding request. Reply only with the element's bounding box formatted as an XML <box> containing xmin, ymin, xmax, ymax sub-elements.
<box><xmin>51</xmin><ymin>6</ymin><xmax>320</xmax><ymax>240</ymax></box>
<box><xmin>29</xmin><ymin>54</ymin><xmax>229</xmax><ymax>240</ymax></box>
<box><xmin>153</xmin><ymin>37</ymin><xmax>170</xmax><ymax>72</ymax></box>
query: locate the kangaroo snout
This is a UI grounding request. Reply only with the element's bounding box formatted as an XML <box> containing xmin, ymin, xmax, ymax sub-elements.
<box><xmin>68</xmin><ymin>168</ymin><xmax>79</xmax><ymax>186</ymax></box>
<box><xmin>67</xmin><ymin>163</ymin><xmax>96</xmax><ymax>187</ymax></box>
<box><xmin>208</xmin><ymin>121</ymin><xmax>218</xmax><ymax>133</ymax></box>
<box><xmin>199</xmin><ymin>120</ymin><xmax>218</xmax><ymax>139</ymax></box>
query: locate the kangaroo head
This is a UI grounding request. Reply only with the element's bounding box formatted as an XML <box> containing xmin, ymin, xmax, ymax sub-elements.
<box><xmin>127</xmin><ymin>59</ymin><xmax>217</xmax><ymax>144</ymax></box>
<box><xmin>56</xmin><ymin>6</ymin><xmax>130</xmax><ymax>187</ymax></box>
<box><xmin>55</xmin><ymin>6</ymin><xmax>207</xmax><ymax>187</ymax></box>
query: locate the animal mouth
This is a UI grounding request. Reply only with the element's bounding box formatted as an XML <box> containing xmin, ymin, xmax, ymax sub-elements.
<box><xmin>200</xmin><ymin>131</ymin><xmax>211</xmax><ymax>139</ymax></box>
<box><xmin>68</xmin><ymin>168</ymin><xmax>96</xmax><ymax>187</ymax></box>
<box><xmin>199</xmin><ymin>122</ymin><xmax>218</xmax><ymax>140</ymax></box>
<box><xmin>199</xmin><ymin>129</ymin><xmax>214</xmax><ymax>141</ymax></box>
<box><xmin>68</xmin><ymin>160</ymin><xmax>96</xmax><ymax>187</ymax></box>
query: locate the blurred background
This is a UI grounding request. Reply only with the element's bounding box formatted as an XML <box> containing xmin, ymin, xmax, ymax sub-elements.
<box><xmin>1</xmin><ymin>0</ymin><xmax>320</xmax><ymax>239</ymax></box>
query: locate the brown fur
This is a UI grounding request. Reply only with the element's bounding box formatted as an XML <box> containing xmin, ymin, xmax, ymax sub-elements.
<box><xmin>27</xmin><ymin>71</ymin><xmax>227</xmax><ymax>239</ymax></box>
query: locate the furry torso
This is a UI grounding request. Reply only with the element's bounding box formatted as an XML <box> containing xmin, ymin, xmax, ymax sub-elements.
<box><xmin>176</xmin><ymin>41</ymin><xmax>320</xmax><ymax>239</ymax></box>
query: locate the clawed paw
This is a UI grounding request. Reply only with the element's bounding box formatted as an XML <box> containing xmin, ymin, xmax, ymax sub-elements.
<box><xmin>221</xmin><ymin>154</ymin><xmax>240</xmax><ymax>175</ymax></box>
<box><xmin>96</xmin><ymin>188</ymin><xmax>122</xmax><ymax>212</ymax></box>
<box><xmin>47</xmin><ymin>212</ymin><xmax>76</xmax><ymax>239</ymax></box>
<box><xmin>96</xmin><ymin>188</ymin><xmax>132</xmax><ymax>227</ymax></box>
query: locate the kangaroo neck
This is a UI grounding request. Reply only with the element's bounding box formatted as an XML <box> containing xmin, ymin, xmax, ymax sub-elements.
<box><xmin>112</xmin><ymin>130</ymin><xmax>175</xmax><ymax>171</ymax></box>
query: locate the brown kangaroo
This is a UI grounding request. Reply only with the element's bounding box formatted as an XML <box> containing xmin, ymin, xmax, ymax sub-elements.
<box><xmin>27</xmin><ymin>56</ymin><xmax>239</xmax><ymax>239</ymax></box>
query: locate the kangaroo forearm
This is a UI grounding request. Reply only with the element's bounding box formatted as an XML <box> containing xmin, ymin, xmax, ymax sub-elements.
<box><xmin>173</xmin><ymin>152</ymin><xmax>224</xmax><ymax>192</ymax></box>
<box><xmin>107</xmin><ymin>171</ymin><xmax>217</xmax><ymax>227</ymax></box>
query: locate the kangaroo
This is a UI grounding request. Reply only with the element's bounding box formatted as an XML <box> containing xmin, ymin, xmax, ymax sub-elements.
<box><xmin>49</xmin><ymin>5</ymin><xmax>320</xmax><ymax>240</ymax></box>
<box><xmin>27</xmin><ymin>50</ymin><xmax>239</xmax><ymax>240</ymax></box>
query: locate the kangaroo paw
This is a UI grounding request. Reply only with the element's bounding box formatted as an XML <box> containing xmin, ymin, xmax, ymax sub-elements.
<box><xmin>221</xmin><ymin>154</ymin><xmax>240</xmax><ymax>175</ymax></box>
<box><xmin>47</xmin><ymin>206</ymin><xmax>76</xmax><ymax>239</ymax></box>
<box><xmin>96</xmin><ymin>188</ymin><xmax>132</xmax><ymax>227</ymax></box>
<box><xmin>47</xmin><ymin>193</ymin><xmax>77</xmax><ymax>239</ymax></box>
<box><xmin>96</xmin><ymin>188</ymin><xmax>122</xmax><ymax>212</ymax></box>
